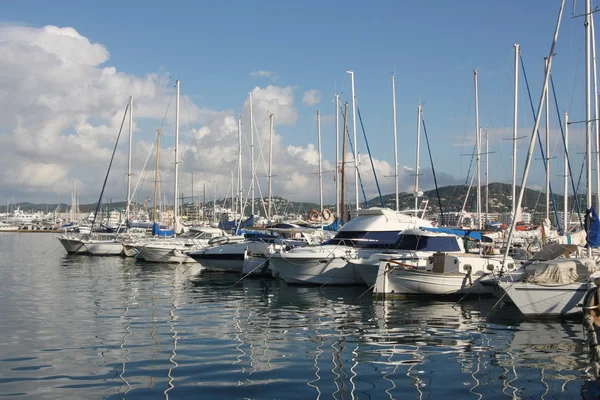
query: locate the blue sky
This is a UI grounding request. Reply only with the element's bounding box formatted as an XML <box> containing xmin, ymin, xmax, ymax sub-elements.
<box><xmin>0</xmin><ymin>0</ymin><xmax>596</xmax><ymax>207</ymax></box>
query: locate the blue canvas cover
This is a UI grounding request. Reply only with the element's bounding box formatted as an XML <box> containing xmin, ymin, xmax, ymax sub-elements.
<box><xmin>420</xmin><ymin>227</ymin><xmax>483</xmax><ymax>241</ymax></box>
<box><xmin>152</xmin><ymin>222</ymin><xmax>174</xmax><ymax>237</ymax></box>
<box><xmin>585</xmin><ymin>206</ymin><xmax>600</xmax><ymax>248</ymax></box>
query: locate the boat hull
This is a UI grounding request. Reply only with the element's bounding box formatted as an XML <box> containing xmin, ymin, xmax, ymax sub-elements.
<box><xmin>497</xmin><ymin>281</ymin><xmax>590</xmax><ymax>317</ymax></box>
<box><xmin>271</xmin><ymin>252</ymin><xmax>363</xmax><ymax>286</ymax></box>
<box><xmin>57</xmin><ymin>237</ymin><xmax>87</xmax><ymax>254</ymax></box>
<box><xmin>189</xmin><ymin>245</ymin><xmax>246</xmax><ymax>272</ymax></box>
<box><xmin>137</xmin><ymin>245</ymin><xmax>196</xmax><ymax>263</ymax></box>
<box><xmin>375</xmin><ymin>268</ymin><xmax>494</xmax><ymax>296</ymax></box>
<box><xmin>83</xmin><ymin>241</ymin><xmax>123</xmax><ymax>256</ymax></box>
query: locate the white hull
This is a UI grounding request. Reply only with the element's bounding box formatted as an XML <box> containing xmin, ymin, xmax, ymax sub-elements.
<box><xmin>83</xmin><ymin>241</ymin><xmax>123</xmax><ymax>256</ymax></box>
<box><xmin>356</xmin><ymin>263</ymin><xmax>379</xmax><ymax>287</ymax></box>
<box><xmin>121</xmin><ymin>244</ymin><xmax>139</xmax><ymax>257</ymax></box>
<box><xmin>242</xmin><ymin>256</ymin><xmax>272</xmax><ymax>276</ymax></box>
<box><xmin>58</xmin><ymin>236</ymin><xmax>87</xmax><ymax>254</ymax></box>
<box><xmin>137</xmin><ymin>246</ymin><xmax>196</xmax><ymax>263</ymax></box>
<box><xmin>375</xmin><ymin>268</ymin><xmax>493</xmax><ymax>295</ymax></box>
<box><xmin>189</xmin><ymin>244</ymin><xmax>247</xmax><ymax>272</ymax></box>
<box><xmin>271</xmin><ymin>251</ymin><xmax>363</xmax><ymax>285</ymax></box>
<box><xmin>498</xmin><ymin>281</ymin><xmax>590</xmax><ymax>317</ymax></box>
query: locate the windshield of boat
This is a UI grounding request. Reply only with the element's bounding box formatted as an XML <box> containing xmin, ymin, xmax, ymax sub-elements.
<box><xmin>391</xmin><ymin>234</ymin><xmax>461</xmax><ymax>251</ymax></box>
<box><xmin>322</xmin><ymin>231</ymin><xmax>401</xmax><ymax>248</ymax></box>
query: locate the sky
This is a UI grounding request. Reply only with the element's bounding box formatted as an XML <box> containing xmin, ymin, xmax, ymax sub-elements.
<box><xmin>0</xmin><ymin>0</ymin><xmax>596</xmax><ymax>211</ymax></box>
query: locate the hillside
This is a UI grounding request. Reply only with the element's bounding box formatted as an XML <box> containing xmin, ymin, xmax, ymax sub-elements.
<box><xmin>7</xmin><ymin>182</ymin><xmax>588</xmax><ymax>221</ymax></box>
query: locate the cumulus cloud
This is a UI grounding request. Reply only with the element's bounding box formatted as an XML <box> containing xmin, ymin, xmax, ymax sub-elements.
<box><xmin>302</xmin><ymin>89</ymin><xmax>320</xmax><ymax>106</ymax></box>
<box><xmin>0</xmin><ymin>23</ymin><xmax>461</xmax><ymax>211</ymax></box>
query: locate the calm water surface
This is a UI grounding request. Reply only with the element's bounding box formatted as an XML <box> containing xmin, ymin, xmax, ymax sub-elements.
<box><xmin>0</xmin><ymin>233</ymin><xmax>596</xmax><ymax>399</ymax></box>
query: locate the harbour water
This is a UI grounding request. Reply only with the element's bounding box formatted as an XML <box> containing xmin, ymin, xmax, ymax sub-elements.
<box><xmin>0</xmin><ymin>233</ymin><xmax>597</xmax><ymax>399</ymax></box>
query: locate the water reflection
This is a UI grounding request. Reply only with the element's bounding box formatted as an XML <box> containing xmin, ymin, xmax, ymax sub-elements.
<box><xmin>0</xmin><ymin>234</ymin><xmax>594</xmax><ymax>399</ymax></box>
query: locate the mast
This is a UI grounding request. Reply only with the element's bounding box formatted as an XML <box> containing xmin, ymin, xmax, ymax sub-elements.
<box><xmin>347</xmin><ymin>70</ymin><xmax>359</xmax><ymax>211</ymax></box>
<box><xmin>249</xmin><ymin>92</ymin><xmax>255</xmax><ymax>217</ymax></box>
<box><xmin>192</xmin><ymin>171</ymin><xmax>195</xmax><ymax>224</ymax></box>
<box><xmin>238</xmin><ymin>117</ymin><xmax>243</xmax><ymax>219</ymax></box>
<box><xmin>174</xmin><ymin>80</ymin><xmax>180</xmax><ymax>231</ymax></box>
<box><xmin>485</xmin><ymin>129</ymin><xmax>489</xmax><ymax>224</ymax></box>
<box><xmin>335</xmin><ymin>94</ymin><xmax>340</xmax><ymax>219</ymax></box>
<box><xmin>392</xmin><ymin>75</ymin><xmax>399</xmax><ymax>211</ymax></box>
<box><xmin>503</xmin><ymin>0</ymin><xmax>565</xmax><ymax>264</ymax></box>
<box><xmin>340</xmin><ymin>102</ymin><xmax>348</xmax><ymax>223</ymax></box>
<box><xmin>415</xmin><ymin>104</ymin><xmax>422</xmax><ymax>211</ymax></box>
<box><xmin>153</xmin><ymin>129</ymin><xmax>161</xmax><ymax>222</ymax></box>
<box><xmin>544</xmin><ymin>57</ymin><xmax>551</xmax><ymax>220</ymax></box>
<box><xmin>587</xmin><ymin>0</ymin><xmax>593</xmax><ymax>258</ymax></box>
<box><xmin>213</xmin><ymin>181</ymin><xmax>217</xmax><ymax>224</ymax></box>
<box><xmin>127</xmin><ymin>95</ymin><xmax>133</xmax><ymax>222</ymax></box>
<box><xmin>268</xmin><ymin>113</ymin><xmax>274</xmax><ymax>221</ymax></box>
<box><xmin>512</xmin><ymin>44</ymin><xmax>519</xmax><ymax>223</ymax></box>
<box><xmin>592</xmin><ymin>15</ymin><xmax>600</xmax><ymax>209</ymax></box>
<box><xmin>317</xmin><ymin>109</ymin><xmax>323</xmax><ymax>227</ymax></box>
<box><xmin>564</xmin><ymin>112</ymin><xmax>569</xmax><ymax>231</ymax></box>
<box><xmin>474</xmin><ymin>69</ymin><xmax>482</xmax><ymax>229</ymax></box>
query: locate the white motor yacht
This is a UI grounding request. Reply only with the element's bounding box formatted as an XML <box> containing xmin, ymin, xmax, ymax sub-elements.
<box><xmin>135</xmin><ymin>226</ymin><xmax>228</xmax><ymax>263</ymax></box>
<box><xmin>270</xmin><ymin>207</ymin><xmax>432</xmax><ymax>286</ymax></box>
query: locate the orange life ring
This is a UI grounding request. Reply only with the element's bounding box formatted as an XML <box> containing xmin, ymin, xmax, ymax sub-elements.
<box><xmin>322</xmin><ymin>208</ymin><xmax>332</xmax><ymax>220</ymax></box>
<box><xmin>309</xmin><ymin>209</ymin><xmax>319</xmax><ymax>222</ymax></box>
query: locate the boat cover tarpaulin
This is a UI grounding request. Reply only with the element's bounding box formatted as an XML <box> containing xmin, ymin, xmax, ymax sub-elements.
<box><xmin>585</xmin><ymin>206</ymin><xmax>600</xmax><ymax>248</ymax></box>
<box><xmin>523</xmin><ymin>258</ymin><xmax>596</xmax><ymax>285</ymax></box>
<box><xmin>152</xmin><ymin>222</ymin><xmax>174</xmax><ymax>237</ymax></box>
<box><xmin>324</xmin><ymin>218</ymin><xmax>341</xmax><ymax>231</ymax></box>
<box><xmin>420</xmin><ymin>227</ymin><xmax>483</xmax><ymax>241</ymax></box>
<box><xmin>219</xmin><ymin>215</ymin><xmax>254</xmax><ymax>233</ymax></box>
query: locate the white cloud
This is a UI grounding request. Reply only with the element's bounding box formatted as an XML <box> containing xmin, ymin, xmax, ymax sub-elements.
<box><xmin>250</xmin><ymin>70</ymin><xmax>273</xmax><ymax>78</ymax></box>
<box><xmin>0</xmin><ymin>23</ymin><xmax>457</xmax><ymax>209</ymax></box>
<box><xmin>302</xmin><ymin>89</ymin><xmax>320</xmax><ymax>106</ymax></box>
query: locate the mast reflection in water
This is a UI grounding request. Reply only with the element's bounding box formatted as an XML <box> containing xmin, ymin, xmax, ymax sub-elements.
<box><xmin>0</xmin><ymin>234</ymin><xmax>592</xmax><ymax>399</ymax></box>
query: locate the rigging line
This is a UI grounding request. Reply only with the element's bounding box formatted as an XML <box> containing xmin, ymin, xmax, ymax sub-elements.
<box><xmin>520</xmin><ymin>54</ymin><xmax>562</xmax><ymax>233</ymax></box>
<box><xmin>160</xmin><ymin>85</ymin><xmax>176</xmax><ymax>131</ymax></box>
<box><xmin>91</xmin><ymin>101</ymin><xmax>130</xmax><ymax>232</ymax></box>
<box><xmin>344</xmin><ymin>119</ymin><xmax>369</xmax><ymax>207</ymax></box>
<box><xmin>421</xmin><ymin>116</ymin><xmax>445</xmax><ymax>225</ymax></box>
<box><xmin>550</xmin><ymin>75</ymin><xmax>584</xmax><ymax>228</ymax></box>
<box><xmin>356</xmin><ymin>103</ymin><xmax>385</xmax><ymax>207</ymax></box>
<box><xmin>339</xmin><ymin>104</ymin><xmax>369</xmax><ymax>207</ymax></box>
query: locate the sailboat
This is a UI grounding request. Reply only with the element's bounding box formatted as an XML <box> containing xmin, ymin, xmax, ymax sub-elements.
<box><xmin>488</xmin><ymin>0</ymin><xmax>600</xmax><ymax>318</ymax></box>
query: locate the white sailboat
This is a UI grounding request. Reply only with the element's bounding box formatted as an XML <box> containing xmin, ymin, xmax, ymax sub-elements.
<box><xmin>489</xmin><ymin>0</ymin><xmax>600</xmax><ymax>318</ymax></box>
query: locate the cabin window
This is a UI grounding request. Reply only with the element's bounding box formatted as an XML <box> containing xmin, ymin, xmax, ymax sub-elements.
<box><xmin>322</xmin><ymin>231</ymin><xmax>401</xmax><ymax>248</ymax></box>
<box><xmin>391</xmin><ymin>235</ymin><xmax>461</xmax><ymax>252</ymax></box>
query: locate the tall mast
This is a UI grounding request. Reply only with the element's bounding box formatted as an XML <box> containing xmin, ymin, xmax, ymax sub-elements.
<box><xmin>153</xmin><ymin>129</ymin><xmax>161</xmax><ymax>222</ymax></box>
<box><xmin>127</xmin><ymin>95</ymin><xmax>133</xmax><ymax>222</ymax></box>
<box><xmin>474</xmin><ymin>69</ymin><xmax>482</xmax><ymax>229</ymax></box>
<box><xmin>392</xmin><ymin>75</ymin><xmax>399</xmax><ymax>211</ymax></box>
<box><xmin>544</xmin><ymin>57</ymin><xmax>551</xmax><ymax>220</ymax></box>
<box><xmin>503</xmin><ymin>0</ymin><xmax>565</xmax><ymax>265</ymax></box>
<box><xmin>592</xmin><ymin>15</ymin><xmax>600</xmax><ymax>209</ymax></box>
<box><xmin>174</xmin><ymin>80</ymin><xmax>180</xmax><ymax>231</ymax></box>
<box><xmin>268</xmin><ymin>113</ymin><xmax>274</xmax><ymax>221</ymax></box>
<box><xmin>415</xmin><ymin>104</ymin><xmax>422</xmax><ymax>211</ymax></box>
<box><xmin>347</xmin><ymin>70</ymin><xmax>359</xmax><ymax>211</ymax></box>
<box><xmin>586</xmin><ymin>0</ymin><xmax>593</xmax><ymax>258</ymax></box>
<box><xmin>238</xmin><ymin>117</ymin><xmax>243</xmax><ymax>219</ymax></box>
<box><xmin>335</xmin><ymin>94</ymin><xmax>340</xmax><ymax>219</ymax></box>
<box><xmin>485</xmin><ymin>130</ymin><xmax>489</xmax><ymax>224</ymax></box>
<box><xmin>192</xmin><ymin>171</ymin><xmax>194</xmax><ymax>224</ymax></box>
<box><xmin>340</xmin><ymin>102</ymin><xmax>348</xmax><ymax>223</ymax></box>
<box><xmin>317</xmin><ymin>109</ymin><xmax>323</xmax><ymax>227</ymax></box>
<box><xmin>512</xmin><ymin>44</ymin><xmax>519</xmax><ymax>223</ymax></box>
<box><xmin>213</xmin><ymin>181</ymin><xmax>216</xmax><ymax>224</ymax></box>
<box><xmin>564</xmin><ymin>112</ymin><xmax>569</xmax><ymax>231</ymax></box>
<box><xmin>249</xmin><ymin>92</ymin><xmax>255</xmax><ymax>217</ymax></box>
